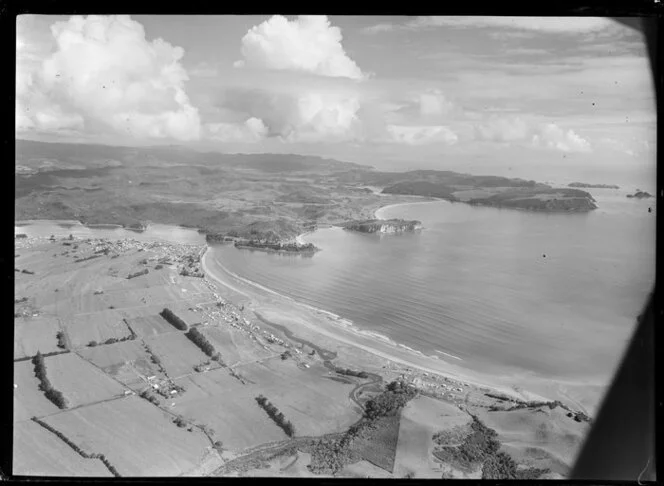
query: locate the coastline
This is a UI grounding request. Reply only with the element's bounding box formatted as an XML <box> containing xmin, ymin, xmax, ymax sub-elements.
<box><xmin>200</xmin><ymin>244</ymin><xmax>567</xmax><ymax>407</ymax></box>
<box><xmin>17</xmin><ymin>210</ymin><xmax>598</xmax><ymax>415</ymax></box>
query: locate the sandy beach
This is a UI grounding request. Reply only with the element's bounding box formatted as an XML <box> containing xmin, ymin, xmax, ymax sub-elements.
<box><xmin>201</xmin><ymin>245</ymin><xmax>561</xmax><ymax>406</ymax></box>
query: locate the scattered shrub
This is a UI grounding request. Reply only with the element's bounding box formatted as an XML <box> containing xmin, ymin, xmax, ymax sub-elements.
<box><xmin>56</xmin><ymin>331</ymin><xmax>68</xmax><ymax>349</ymax></box>
<box><xmin>127</xmin><ymin>268</ymin><xmax>149</xmax><ymax>279</ymax></box>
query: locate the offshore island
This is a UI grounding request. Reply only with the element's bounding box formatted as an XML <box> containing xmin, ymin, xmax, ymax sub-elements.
<box><xmin>15</xmin><ymin>139</ymin><xmax>596</xmax><ymax>479</ymax></box>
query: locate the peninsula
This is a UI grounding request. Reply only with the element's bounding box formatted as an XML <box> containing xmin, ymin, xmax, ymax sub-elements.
<box><xmin>15</xmin><ymin>140</ymin><xmax>602</xmax><ymax>248</ymax></box>
<box><xmin>568</xmin><ymin>182</ymin><xmax>620</xmax><ymax>189</ymax></box>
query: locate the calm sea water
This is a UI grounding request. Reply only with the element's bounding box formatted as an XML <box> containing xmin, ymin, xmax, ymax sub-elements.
<box><xmin>16</xmin><ymin>190</ymin><xmax>655</xmax><ymax>389</ymax></box>
<box><xmin>210</xmin><ymin>189</ymin><xmax>655</xmax><ymax>386</ymax></box>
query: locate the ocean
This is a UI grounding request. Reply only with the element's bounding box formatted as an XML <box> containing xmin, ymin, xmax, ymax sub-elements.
<box><xmin>16</xmin><ymin>189</ymin><xmax>655</xmax><ymax>403</ymax></box>
<box><xmin>209</xmin><ymin>189</ymin><xmax>655</xmax><ymax>391</ymax></box>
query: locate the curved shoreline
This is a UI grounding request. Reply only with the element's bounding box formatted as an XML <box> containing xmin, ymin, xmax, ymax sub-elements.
<box><xmin>17</xmin><ymin>214</ymin><xmax>594</xmax><ymax>413</ymax></box>
<box><xmin>200</xmin><ymin>244</ymin><xmax>563</xmax><ymax>407</ymax></box>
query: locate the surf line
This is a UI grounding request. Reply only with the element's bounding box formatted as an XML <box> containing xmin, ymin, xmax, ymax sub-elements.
<box><xmin>435</xmin><ymin>349</ymin><xmax>463</xmax><ymax>361</ymax></box>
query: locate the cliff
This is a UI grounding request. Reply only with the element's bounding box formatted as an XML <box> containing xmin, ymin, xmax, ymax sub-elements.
<box><xmin>568</xmin><ymin>182</ymin><xmax>620</xmax><ymax>189</ymax></box>
<box><xmin>342</xmin><ymin>219</ymin><xmax>422</xmax><ymax>234</ymax></box>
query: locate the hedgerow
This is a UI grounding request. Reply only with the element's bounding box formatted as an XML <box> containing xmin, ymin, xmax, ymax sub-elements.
<box><xmin>255</xmin><ymin>395</ymin><xmax>295</xmax><ymax>437</ymax></box>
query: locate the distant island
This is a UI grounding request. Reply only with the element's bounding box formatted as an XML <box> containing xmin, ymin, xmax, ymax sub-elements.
<box><xmin>568</xmin><ymin>182</ymin><xmax>620</xmax><ymax>189</ymax></box>
<box><xmin>626</xmin><ymin>190</ymin><xmax>653</xmax><ymax>199</ymax></box>
<box><xmin>342</xmin><ymin>219</ymin><xmax>422</xmax><ymax>234</ymax></box>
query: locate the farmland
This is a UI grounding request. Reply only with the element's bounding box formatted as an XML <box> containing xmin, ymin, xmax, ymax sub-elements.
<box><xmin>14</xmin><ymin>233</ymin><xmax>593</xmax><ymax>478</ymax></box>
<box><xmin>42</xmin><ymin>396</ymin><xmax>211</xmax><ymax>476</ymax></box>
<box><xmin>13</xmin><ymin>421</ymin><xmax>113</xmax><ymax>477</ymax></box>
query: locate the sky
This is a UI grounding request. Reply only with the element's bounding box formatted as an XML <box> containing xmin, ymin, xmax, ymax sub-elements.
<box><xmin>16</xmin><ymin>15</ymin><xmax>656</xmax><ymax>187</ymax></box>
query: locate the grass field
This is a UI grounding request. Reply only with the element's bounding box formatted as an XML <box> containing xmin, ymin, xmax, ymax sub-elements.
<box><xmin>77</xmin><ymin>339</ymin><xmax>159</xmax><ymax>389</ymax></box>
<box><xmin>63</xmin><ymin>310</ymin><xmax>133</xmax><ymax>347</ymax></box>
<box><xmin>172</xmin><ymin>368</ymin><xmax>287</xmax><ymax>450</ymax></box>
<box><xmin>125</xmin><ymin>315</ymin><xmax>176</xmax><ymax>337</ymax></box>
<box><xmin>14</xmin><ymin>317</ymin><xmax>62</xmax><ymax>359</ymax></box>
<box><xmin>476</xmin><ymin>407</ymin><xmax>588</xmax><ymax>475</ymax></box>
<box><xmin>13</xmin><ymin>420</ymin><xmax>113</xmax><ymax>477</ymax></box>
<box><xmin>393</xmin><ymin>396</ymin><xmax>470</xmax><ymax>478</ymax></box>
<box><xmin>45</xmin><ymin>352</ymin><xmax>126</xmax><ymax>407</ymax></box>
<box><xmin>14</xmin><ymin>360</ymin><xmax>61</xmax><ymax>422</ymax></box>
<box><xmin>237</xmin><ymin>358</ymin><xmax>361</xmax><ymax>436</ymax></box>
<box><xmin>200</xmin><ymin>324</ymin><xmax>274</xmax><ymax>366</ymax></box>
<box><xmin>42</xmin><ymin>395</ymin><xmax>211</xmax><ymax>476</ymax></box>
<box><xmin>144</xmin><ymin>331</ymin><xmax>209</xmax><ymax>378</ymax></box>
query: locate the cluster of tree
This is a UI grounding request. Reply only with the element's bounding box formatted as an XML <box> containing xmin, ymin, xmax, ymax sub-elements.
<box><xmin>432</xmin><ymin>416</ymin><xmax>551</xmax><ymax>480</ymax></box>
<box><xmin>30</xmin><ymin>417</ymin><xmax>121</xmax><ymax>477</ymax></box>
<box><xmin>173</xmin><ymin>415</ymin><xmax>188</xmax><ymax>428</ymax></box>
<box><xmin>143</xmin><ymin>344</ymin><xmax>167</xmax><ymax>375</ymax></box>
<box><xmin>255</xmin><ymin>395</ymin><xmax>295</xmax><ymax>437</ymax></box>
<box><xmin>154</xmin><ymin>264</ymin><xmax>164</xmax><ymax>270</ymax></box>
<box><xmin>160</xmin><ymin>308</ymin><xmax>188</xmax><ymax>331</ymax></box>
<box><xmin>333</xmin><ymin>366</ymin><xmax>369</xmax><ymax>379</ymax></box>
<box><xmin>363</xmin><ymin>380</ymin><xmax>417</xmax><ymax>420</ymax></box>
<box><xmin>15</xmin><ymin>297</ymin><xmax>28</xmax><ymax>304</ymax></box>
<box><xmin>280</xmin><ymin>350</ymin><xmax>292</xmax><ymax>360</ymax></box>
<box><xmin>235</xmin><ymin>239</ymin><xmax>318</xmax><ymax>253</ymax></box>
<box><xmin>56</xmin><ymin>331</ymin><xmax>68</xmax><ymax>350</ymax></box>
<box><xmin>15</xmin><ymin>233</ymin><xmax>28</xmax><ymax>239</ymax></box>
<box><xmin>89</xmin><ymin>334</ymin><xmax>136</xmax><ymax>347</ymax></box>
<box><xmin>21</xmin><ymin>269</ymin><xmax>35</xmax><ymax>275</ymax></box>
<box><xmin>127</xmin><ymin>268</ymin><xmax>149</xmax><ymax>279</ymax></box>
<box><xmin>185</xmin><ymin>327</ymin><xmax>222</xmax><ymax>362</ymax></box>
<box><xmin>32</xmin><ymin>352</ymin><xmax>67</xmax><ymax>409</ymax></box>
<box><xmin>74</xmin><ymin>254</ymin><xmax>102</xmax><ymax>263</ymax></box>
<box><xmin>139</xmin><ymin>389</ymin><xmax>160</xmax><ymax>406</ymax></box>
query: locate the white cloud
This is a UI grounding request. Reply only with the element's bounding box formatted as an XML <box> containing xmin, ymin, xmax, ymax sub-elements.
<box><xmin>476</xmin><ymin>116</ymin><xmax>529</xmax><ymax>142</ymax></box>
<box><xmin>387</xmin><ymin>125</ymin><xmax>458</xmax><ymax>146</ymax></box>
<box><xmin>474</xmin><ymin>116</ymin><xmax>591</xmax><ymax>153</ymax></box>
<box><xmin>365</xmin><ymin>16</ymin><xmax>618</xmax><ymax>35</ymax></box>
<box><xmin>532</xmin><ymin>123</ymin><xmax>592</xmax><ymax>152</ymax></box>
<box><xmin>206</xmin><ymin>117</ymin><xmax>268</xmax><ymax>143</ymax></box>
<box><xmin>418</xmin><ymin>89</ymin><xmax>454</xmax><ymax>117</ymax></box>
<box><xmin>236</xmin><ymin>15</ymin><xmax>365</xmax><ymax>80</ymax></box>
<box><xmin>16</xmin><ymin>15</ymin><xmax>201</xmax><ymax>141</ymax></box>
<box><xmin>220</xmin><ymin>87</ymin><xmax>362</xmax><ymax>143</ymax></box>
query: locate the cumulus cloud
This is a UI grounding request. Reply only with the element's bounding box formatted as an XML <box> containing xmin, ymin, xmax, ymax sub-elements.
<box><xmin>206</xmin><ymin>117</ymin><xmax>268</xmax><ymax>143</ymax></box>
<box><xmin>417</xmin><ymin>89</ymin><xmax>454</xmax><ymax>117</ymax></box>
<box><xmin>476</xmin><ymin>117</ymin><xmax>529</xmax><ymax>142</ymax></box>
<box><xmin>387</xmin><ymin>125</ymin><xmax>458</xmax><ymax>146</ymax></box>
<box><xmin>16</xmin><ymin>15</ymin><xmax>201</xmax><ymax>141</ymax></box>
<box><xmin>235</xmin><ymin>15</ymin><xmax>365</xmax><ymax>80</ymax></box>
<box><xmin>532</xmin><ymin>123</ymin><xmax>592</xmax><ymax>152</ymax></box>
<box><xmin>220</xmin><ymin>87</ymin><xmax>361</xmax><ymax>143</ymax></box>
<box><xmin>474</xmin><ymin>116</ymin><xmax>591</xmax><ymax>152</ymax></box>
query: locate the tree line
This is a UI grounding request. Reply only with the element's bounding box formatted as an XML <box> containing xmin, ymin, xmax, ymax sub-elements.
<box><xmin>32</xmin><ymin>351</ymin><xmax>67</xmax><ymax>409</ymax></box>
<box><xmin>160</xmin><ymin>308</ymin><xmax>188</xmax><ymax>331</ymax></box>
<box><xmin>31</xmin><ymin>417</ymin><xmax>121</xmax><ymax>477</ymax></box>
<box><xmin>255</xmin><ymin>395</ymin><xmax>295</xmax><ymax>437</ymax></box>
<box><xmin>184</xmin><ymin>327</ymin><xmax>222</xmax><ymax>363</ymax></box>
